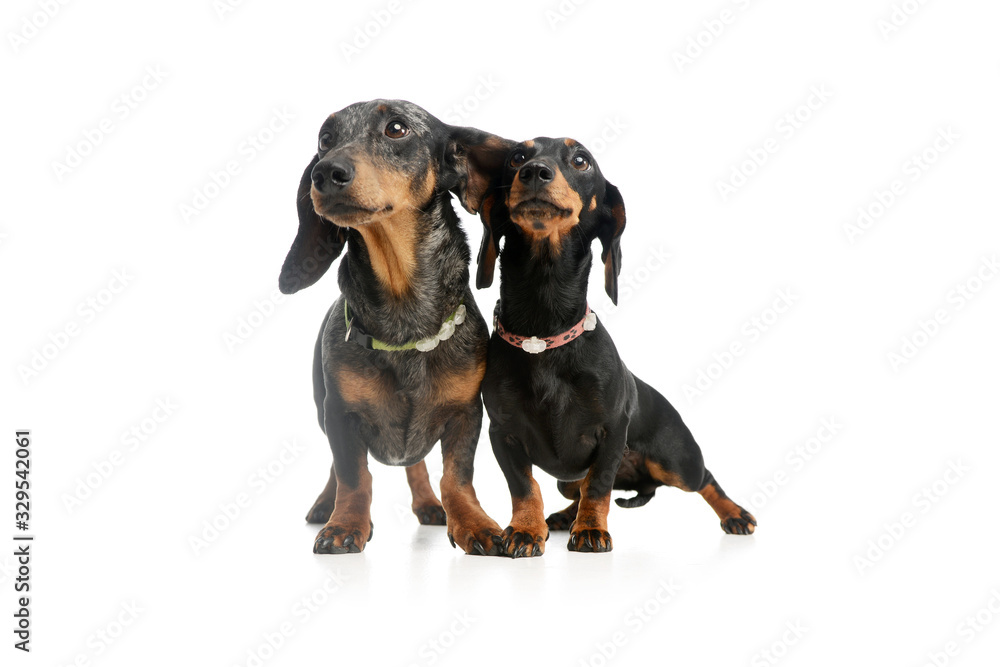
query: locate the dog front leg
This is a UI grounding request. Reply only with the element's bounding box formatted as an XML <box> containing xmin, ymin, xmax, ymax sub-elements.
<box><xmin>440</xmin><ymin>403</ymin><xmax>504</xmax><ymax>556</ymax></box>
<box><xmin>313</xmin><ymin>406</ymin><xmax>374</xmax><ymax>554</ymax></box>
<box><xmin>568</xmin><ymin>423</ymin><xmax>628</xmax><ymax>553</ymax></box>
<box><xmin>491</xmin><ymin>427</ymin><xmax>549</xmax><ymax>558</ymax></box>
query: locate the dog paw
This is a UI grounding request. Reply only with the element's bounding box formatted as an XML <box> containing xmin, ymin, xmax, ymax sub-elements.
<box><xmin>446</xmin><ymin>515</ymin><xmax>504</xmax><ymax>556</ymax></box>
<box><xmin>568</xmin><ymin>528</ymin><xmax>613</xmax><ymax>553</ymax></box>
<box><xmin>313</xmin><ymin>519</ymin><xmax>374</xmax><ymax>554</ymax></box>
<box><xmin>500</xmin><ymin>525</ymin><xmax>547</xmax><ymax>558</ymax></box>
<box><xmin>545</xmin><ymin>509</ymin><xmax>576</xmax><ymax>532</ymax></box>
<box><xmin>721</xmin><ymin>508</ymin><xmax>757</xmax><ymax>535</ymax></box>
<box><xmin>305</xmin><ymin>498</ymin><xmax>335</xmax><ymax>524</ymax></box>
<box><xmin>413</xmin><ymin>503</ymin><xmax>447</xmax><ymax>526</ymax></box>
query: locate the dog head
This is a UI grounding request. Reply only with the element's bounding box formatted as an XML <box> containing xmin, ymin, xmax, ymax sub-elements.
<box><xmin>279</xmin><ymin>99</ymin><xmax>514</xmax><ymax>294</ymax></box>
<box><xmin>476</xmin><ymin>137</ymin><xmax>626</xmax><ymax>303</ymax></box>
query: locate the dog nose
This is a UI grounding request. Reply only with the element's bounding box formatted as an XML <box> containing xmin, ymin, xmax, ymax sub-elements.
<box><xmin>312</xmin><ymin>159</ymin><xmax>355</xmax><ymax>191</ymax></box>
<box><xmin>519</xmin><ymin>160</ymin><xmax>555</xmax><ymax>187</ymax></box>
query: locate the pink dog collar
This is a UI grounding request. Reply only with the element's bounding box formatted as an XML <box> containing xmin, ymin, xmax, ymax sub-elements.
<box><xmin>495</xmin><ymin>305</ymin><xmax>598</xmax><ymax>354</ymax></box>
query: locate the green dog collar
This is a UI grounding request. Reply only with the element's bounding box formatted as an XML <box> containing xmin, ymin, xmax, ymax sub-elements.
<box><xmin>344</xmin><ymin>300</ymin><xmax>467</xmax><ymax>352</ymax></box>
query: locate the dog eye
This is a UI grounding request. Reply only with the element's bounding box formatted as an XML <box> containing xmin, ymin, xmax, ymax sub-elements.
<box><xmin>318</xmin><ymin>132</ymin><xmax>333</xmax><ymax>152</ymax></box>
<box><xmin>510</xmin><ymin>151</ymin><xmax>526</xmax><ymax>168</ymax></box>
<box><xmin>385</xmin><ymin>121</ymin><xmax>409</xmax><ymax>139</ymax></box>
<box><xmin>570</xmin><ymin>154</ymin><xmax>591</xmax><ymax>171</ymax></box>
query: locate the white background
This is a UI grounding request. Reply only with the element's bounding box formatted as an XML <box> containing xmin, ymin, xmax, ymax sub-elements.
<box><xmin>3</xmin><ymin>0</ymin><xmax>1000</xmax><ymax>665</ymax></box>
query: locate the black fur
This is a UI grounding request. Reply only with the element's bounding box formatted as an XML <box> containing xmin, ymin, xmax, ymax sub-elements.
<box><xmin>476</xmin><ymin>137</ymin><xmax>757</xmax><ymax>553</ymax></box>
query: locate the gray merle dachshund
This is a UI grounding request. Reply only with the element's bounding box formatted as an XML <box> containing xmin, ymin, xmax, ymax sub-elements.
<box><xmin>278</xmin><ymin>100</ymin><xmax>514</xmax><ymax>555</ymax></box>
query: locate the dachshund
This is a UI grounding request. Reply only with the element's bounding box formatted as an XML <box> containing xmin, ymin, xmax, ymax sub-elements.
<box><xmin>474</xmin><ymin>137</ymin><xmax>757</xmax><ymax>557</ymax></box>
<box><xmin>278</xmin><ymin>99</ymin><xmax>514</xmax><ymax>555</ymax></box>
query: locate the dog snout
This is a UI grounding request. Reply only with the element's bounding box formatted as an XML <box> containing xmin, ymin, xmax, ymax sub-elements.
<box><xmin>312</xmin><ymin>158</ymin><xmax>355</xmax><ymax>192</ymax></box>
<box><xmin>518</xmin><ymin>160</ymin><xmax>555</xmax><ymax>188</ymax></box>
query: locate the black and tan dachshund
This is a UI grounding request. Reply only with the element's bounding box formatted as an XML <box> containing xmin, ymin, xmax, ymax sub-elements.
<box><xmin>474</xmin><ymin>137</ymin><xmax>757</xmax><ymax>557</ymax></box>
<box><xmin>278</xmin><ymin>100</ymin><xmax>514</xmax><ymax>555</ymax></box>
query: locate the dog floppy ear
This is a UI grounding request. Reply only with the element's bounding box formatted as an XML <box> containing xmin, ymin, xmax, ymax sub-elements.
<box><xmin>596</xmin><ymin>181</ymin><xmax>626</xmax><ymax>304</ymax></box>
<box><xmin>443</xmin><ymin>126</ymin><xmax>514</xmax><ymax>215</ymax></box>
<box><xmin>474</xmin><ymin>189</ymin><xmax>506</xmax><ymax>289</ymax></box>
<box><xmin>278</xmin><ymin>155</ymin><xmax>347</xmax><ymax>294</ymax></box>
<box><xmin>441</xmin><ymin>126</ymin><xmax>515</xmax><ymax>289</ymax></box>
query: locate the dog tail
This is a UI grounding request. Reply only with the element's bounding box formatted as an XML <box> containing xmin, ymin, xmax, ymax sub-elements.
<box><xmin>616</xmin><ymin>489</ymin><xmax>656</xmax><ymax>508</ymax></box>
